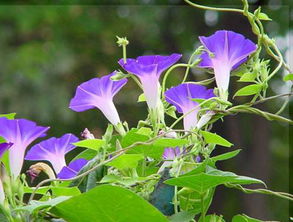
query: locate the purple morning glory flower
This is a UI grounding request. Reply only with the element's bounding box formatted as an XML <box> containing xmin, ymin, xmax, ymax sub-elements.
<box><xmin>198</xmin><ymin>30</ymin><xmax>256</xmax><ymax>97</ymax></box>
<box><xmin>165</xmin><ymin>83</ymin><xmax>214</xmax><ymax>130</ymax></box>
<box><xmin>0</xmin><ymin>142</ymin><xmax>13</xmax><ymax>158</ymax></box>
<box><xmin>119</xmin><ymin>54</ymin><xmax>182</xmax><ymax>109</ymax></box>
<box><xmin>162</xmin><ymin>147</ymin><xmax>181</xmax><ymax>160</ymax></box>
<box><xmin>69</xmin><ymin>72</ymin><xmax>127</xmax><ymax>125</ymax></box>
<box><xmin>25</xmin><ymin>133</ymin><xmax>79</xmax><ymax>174</ymax></box>
<box><xmin>0</xmin><ymin>117</ymin><xmax>50</xmax><ymax>177</ymax></box>
<box><xmin>158</xmin><ymin>147</ymin><xmax>182</xmax><ymax>173</ymax></box>
<box><xmin>57</xmin><ymin>158</ymin><xmax>88</xmax><ymax>179</ymax></box>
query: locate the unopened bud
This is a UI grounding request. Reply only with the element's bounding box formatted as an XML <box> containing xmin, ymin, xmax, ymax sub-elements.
<box><xmin>81</xmin><ymin>128</ymin><xmax>95</xmax><ymax>139</ymax></box>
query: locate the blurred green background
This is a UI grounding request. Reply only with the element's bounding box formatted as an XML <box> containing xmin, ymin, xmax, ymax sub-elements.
<box><xmin>0</xmin><ymin>0</ymin><xmax>291</xmax><ymax>220</ymax></box>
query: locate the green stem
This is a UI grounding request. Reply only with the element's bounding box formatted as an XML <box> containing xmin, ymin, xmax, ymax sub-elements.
<box><xmin>122</xmin><ymin>44</ymin><xmax>127</xmax><ymax>63</ymax></box>
<box><xmin>184</xmin><ymin>0</ymin><xmax>243</xmax><ymax>13</ymax></box>
<box><xmin>162</xmin><ymin>63</ymin><xmax>189</xmax><ymax>97</ymax></box>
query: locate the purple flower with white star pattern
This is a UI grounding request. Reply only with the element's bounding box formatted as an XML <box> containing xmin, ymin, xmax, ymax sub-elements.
<box><xmin>119</xmin><ymin>54</ymin><xmax>181</xmax><ymax>109</ymax></box>
<box><xmin>69</xmin><ymin>72</ymin><xmax>127</xmax><ymax>125</ymax></box>
<box><xmin>25</xmin><ymin>133</ymin><xmax>79</xmax><ymax>174</ymax></box>
<box><xmin>198</xmin><ymin>30</ymin><xmax>256</xmax><ymax>98</ymax></box>
<box><xmin>165</xmin><ymin>83</ymin><xmax>214</xmax><ymax>130</ymax></box>
<box><xmin>0</xmin><ymin>117</ymin><xmax>49</xmax><ymax>177</ymax></box>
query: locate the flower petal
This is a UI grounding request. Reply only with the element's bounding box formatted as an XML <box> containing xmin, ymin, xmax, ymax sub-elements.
<box><xmin>69</xmin><ymin>72</ymin><xmax>127</xmax><ymax>125</ymax></box>
<box><xmin>25</xmin><ymin>133</ymin><xmax>78</xmax><ymax>174</ymax></box>
<box><xmin>0</xmin><ymin>142</ymin><xmax>13</xmax><ymax>158</ymax></box>
<box><xmin>119</xmin><ymin>54</ymin><xmax>181</xmax><ymax>109</ymax></box>
<box><xmin>165</xmin><ymin>83</ymin><xmax>214</xmax><ymax>130</ymax></box>
<box><xmin>198</xmin><ymin>30</ymin><xmax>256</xmax><ymax>92</ymax></box>
<box><xmin>57</xmin><ymin>158</ymin><xmax>88</xmax><ymax>179</ymax></box>
<box><xmin>0</xmin><ymin>117</ymin><xmax>50</xmax><ymax>177</ymax></box>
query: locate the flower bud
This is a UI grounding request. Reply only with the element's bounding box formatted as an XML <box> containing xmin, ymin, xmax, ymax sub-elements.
<box><xmin>27</xmin><ymin>162</ymin><xmax>56</xmax><ymax>183</ymax></box>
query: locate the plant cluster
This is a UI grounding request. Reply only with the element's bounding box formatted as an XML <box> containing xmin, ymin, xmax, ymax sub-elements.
<box><xmin>0</xmin><ymin>0</ymin><xmax>292</xmax><ymax>221</ymax></box>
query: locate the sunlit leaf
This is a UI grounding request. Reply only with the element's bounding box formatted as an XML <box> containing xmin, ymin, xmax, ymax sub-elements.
<box><xmin>51</xmin><ymin>185</ymin><xmax>168</xmax><ymax>222</ymax></box>
<box><xmin>201</xmin><ymin>131</ymin><xmax>233</xmax><ymax>147</ymax></box>
<box><xmin>73</xmin><ymin>139</ymin><xmax>105</xmax><ymax>151</ymax></box>
<box><xmin>234</xmin><ymin>84</ymin><xmax>262</xmax><ymax>97</ymax></box>
<box><xmin>106</xmin><ymin>154</ymin><xmax>144</xmax><ymax>170</ymax></box>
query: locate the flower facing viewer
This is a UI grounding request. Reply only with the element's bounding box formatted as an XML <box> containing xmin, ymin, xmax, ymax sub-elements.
<box><xmin>198</xmin><ymin>30</ymin><xmax>256</xmax><ymax>99</ymax></box>
<box><xmin>165</xmin><ymin>83</ymin><xmax>214</xmax><ymax>130</ymax></box>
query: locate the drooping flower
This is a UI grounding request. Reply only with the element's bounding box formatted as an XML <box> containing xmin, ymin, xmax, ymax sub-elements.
<box><xmin>165</xmin><ymin>83</ymin><xmax>214</xmax><ymax>130</ymax></box>
<box><xmin>69</xmin><ymin>72</ymin><xmax>127</xmax><ymax>125</ymax></box>
<box><xmin>57</xmin><ymin>158</ymin><xmax>88</xmax><ymax>179</ymax></box>
<box><xmin>25</xmin><ymin>133</ymin><xmax>79</xmax><ymax>174</ymax></box>
<box><xmin>0</xmin><ymin>142</ymin><xmax>13</xmax><ymax>204</ymax></box>
<box><xmin>198</xmin><ymin>30</ymin><xmax>256</xmax><ymax>98</ymax></box>
<box><xmin>118</xmin><ymin>54</ymin><xmax>182</xmax><ymax>109</ymax></box>
<box><xmin>0</xmin><ymin>117</ymin><xmax>49</xmax><ymax>177</ymax></box>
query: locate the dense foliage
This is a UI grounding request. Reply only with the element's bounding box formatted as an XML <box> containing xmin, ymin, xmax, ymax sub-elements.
<box><xmin>0</xmin><ymin>0</ymin><xmax>292</xmax><ymax>221</ymax></box>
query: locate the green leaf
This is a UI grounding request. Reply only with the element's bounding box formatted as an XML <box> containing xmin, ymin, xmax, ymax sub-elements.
<box><xmin>122</xmin><ymin>130</ymin><xmax>188</xmax><ymax>159</ymax></box>
<box><xmin>234</xmin><ymin>84</ymin><xmax>262</xmax><ymax>97</ymax></box>
<box><xmin>51</xmin><ymin>185</ymin><xmax>168</xmax><ymax>222</ymax></box>
<box><xmin>169</xmin><ymin>211</ymin><xmax>196</xmax><ymax>222</ymax></box>
<box><xmin>165</xmin><ymin>168</ymin><xmax>264</xmax><ymax>194</ymax></box>
<box><xmin>178</xmin><ymin>187</ymin><xmax>214</xmax><ymax>215</ymax></box>
<box><xmin>206</xmin><ymin>167</ymin><xmax>266</xmax><ymax>186</ymax></box>
<box><xmin>232</xmin><ymin>214</ymin><xmax>262</xmax><ymax>222</ymax></box>
<box><xmin>138</xmin><ymin>93</ymin><xmax>146</xmax><ymax>102</ymax></box>
<box><xmin>15</xmin><ymin>196</ymin><xmax>70</xmax><ymax>213</ymax></box>
<box><xmin>23</xmin><ymin>186</ymin><xmax>51</xmax><ymax>195</ymax></box>
<box><xmin>52</xmin><ymin>187</ymin><xmax>81</xmax><ymax>197</ymax></box>
<box><xmin>136</xmin><ymin>127</ymin><xmax>152</xmax><ymax>137</ymax></box>
<box><xmin>101</xmin><ymin>175</ymin><xmax>148</xmax><ymax>186</ymax></box>
<box><xmin>106</xmin><ymin>154</ymin><xmax>144</xmax><ymax>170</ymax></box>
<box><xmin>238</xmin><ymin>73</ymin><xmax>256</xmax><ymax>82</ymax></box>
<box><xmin>73</xmin><ymin>139</ymin><xmax>105</xmax><ymax>151</ymax></box>
<box><xmin>72</xmin><ymin>149</ymin><xmax>97</xmax><ymax>161</ymax></box>
<box><xmin>283</xmin><ymin>73</ymin><xmax>293</xmax><ymax>81</ymax></box>
<box><xmin>165</xmin><ymin>173</ymin><xmax>236</xmax><ymax>194</ymax></box>
<box><xmin>257</xmin><ymin>12</ymin><xmax>272</xmax><ymax>21</ymax></box>
<box><xmin>201</xmin><ymin>131</ymin><xmax>233</xmax><ymax>147</ymax></box>
<box><xmin>199</xmin><ymin>214</ymin><xmax>225</xmax><ymax>222</ymax></box>
<box><xmin>0</xmin><ymin>113</ymin><xmax>16</xmax><ymax>119</ymax></box>
<box><xmin>153</xmin><ymin>138</ymin><xmax>188</xmax><ymax>147</ymax></box>
<box><xmin>166</xmin><ymin>106</ymin><xmax>177</xmax><ymax>119</ymax></box>
<box><xmin>210</xmin><ymin>149</ymin><xmax>241</xmax><ymax>162</ymax></box>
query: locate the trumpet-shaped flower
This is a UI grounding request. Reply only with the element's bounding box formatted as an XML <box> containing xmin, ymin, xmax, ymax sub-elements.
<box><xmin>25</xmin><ymin>133</ymin><xmax>79</xmax><ymax>174</ymax></box>
<box><xmin>0</xmin><ymin>117</ymin><xmax>49</xmax><ymax>177</ymax></box>
<box><xmin>57</xmin><ymin>158</ymin><xmax>88</xmax><ymax>179</ymax></box>
<box><xmin>165</xmin><ymin>83</ymin><xmax>214</xmax><ymax>130</ymax></box>
<box><xmin>118</xmin><ymin>54</ymin><xmax>182</xmax><ymax>109</ymax></box>
<box><xmin>0</xmin><ymin>143</ymin><xmax>13</xmax><ymax>204</ymax></box>
<box><xmin>198</xmin><ymin>30</ymin><xmax>256</xmax><ymax>98</ymax></box>
<box><xmin>69</xmin><ymin>72</ymin><xmax>127</xmax><ymax>125</ymax></box>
